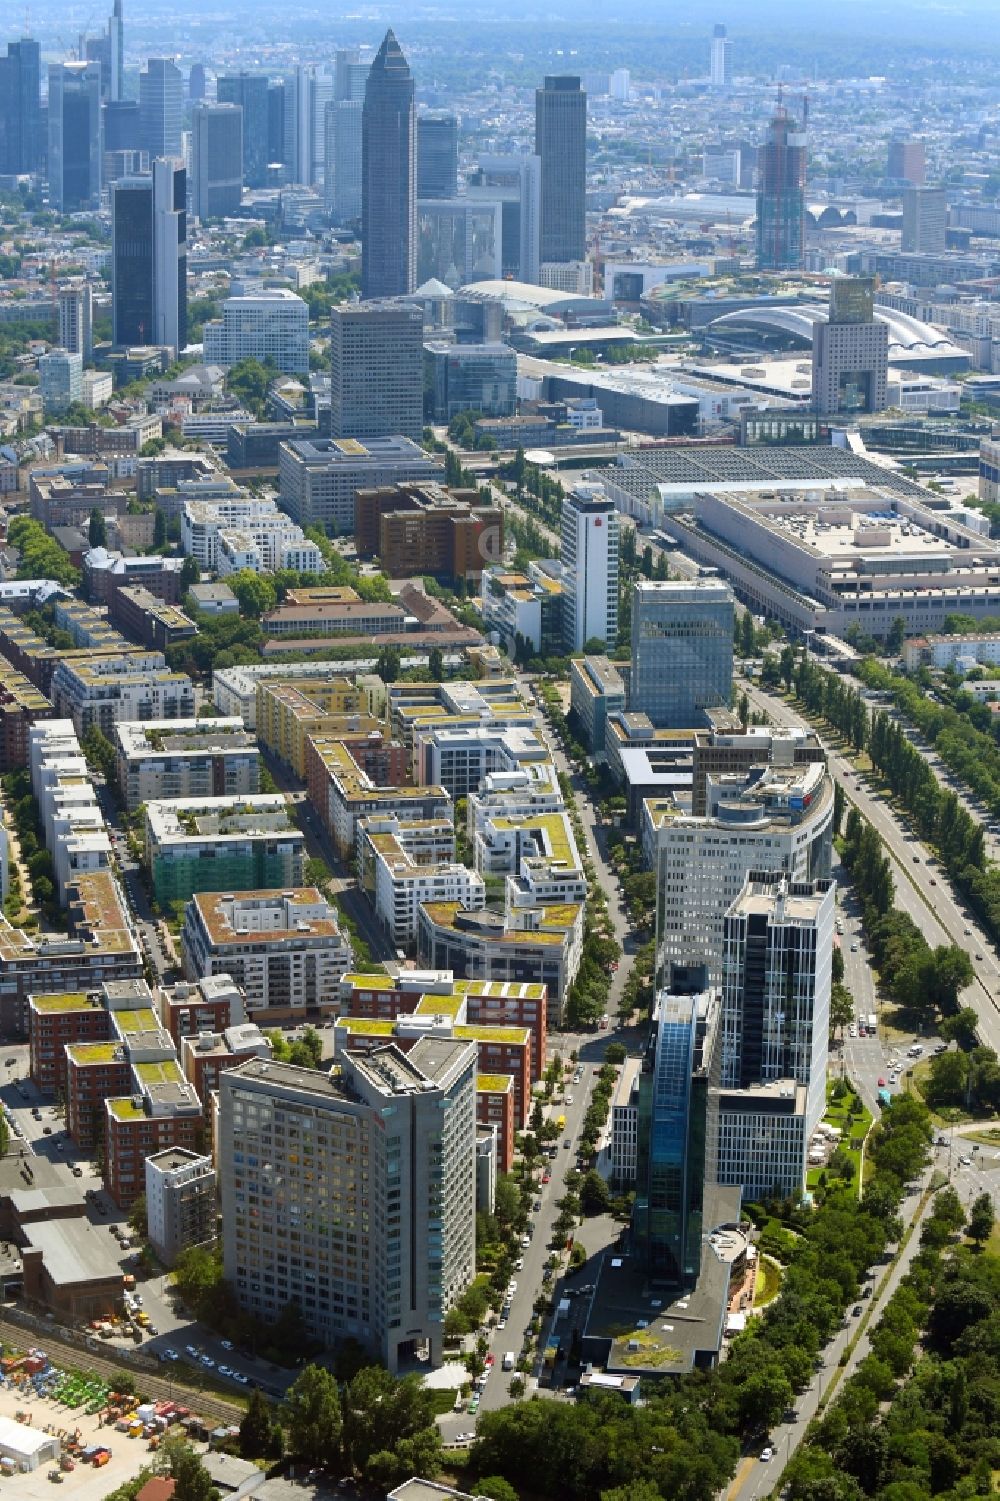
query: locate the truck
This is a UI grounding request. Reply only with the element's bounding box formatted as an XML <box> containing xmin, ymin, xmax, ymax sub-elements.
<box><xmin>866</xmin><ymin>1014</ymin><xmax>877</xmax><ymax>1034</ymax></box>
<box><xmin>502</xmin><ymin>1351</ymin><xmax>516</xmax><ymax>1371</ymax></box>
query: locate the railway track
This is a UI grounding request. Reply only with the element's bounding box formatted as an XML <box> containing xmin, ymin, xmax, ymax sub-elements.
<box><xmin>0</xmin><ymin>1318</ymin><xmax>246</xmax><ymax>1425</ymax></box>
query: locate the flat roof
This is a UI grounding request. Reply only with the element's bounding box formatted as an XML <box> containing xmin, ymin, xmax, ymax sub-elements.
<box><xmin>21</xmin><ymin>1218</ymin><xmax>124</xmax><ymax>1288</ymax></box>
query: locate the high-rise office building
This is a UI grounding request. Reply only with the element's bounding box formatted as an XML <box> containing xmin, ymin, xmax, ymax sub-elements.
<box><xmin>0</xmin><ymin>38</ymin><xmax>41</xmax><ymax>175</ymax></box>
<box><xmin>39</xmin><ymin>350</ymin><xmax>84</xmax><ymax>414</ymax></box>
<box><xmin>188</xmin><ymin>63</ymin><xmax>205</xmax><ymax>102</ymax></box>
<box><xmin>362</xmin><ymin>30</ymin><xmax>416</xmax><ymax>299</ymax></box>
<box><xmin>203</xmin><ymin>289</ymin><xmax>309</xmax><ymax>375</ymax></box>
<box><xmin>335</xmin><ymin>50</ymin><xmax>370</xmax><ymax>103</ymax></box>
<box><xmin>58</xmin><ymin>284</ymin><xmax>94</xmax><ymax>365</ymax></box>
<box><xmin>812</xmin><ymin>276</ymin><xmax>889</xmax><ymax>416</ymax></box>
<box><xmin>48</xmin><ymin>62</ymin><xmax>103</xmax><ymax>212</ymax></box>
<box><xmin>535</xmin><ymin>75</ymin><xmax>586</xmax><ymax>265</ymax></box>
<box><xmin>111</xmin><ymin>160</ymin><xmax>187</xmax><ymax>356</ymax></box>
<box><xmin>630</xmin><ymin>579</ymin><xmax>734</xmax><ymax>728</ymax></box>
<box><xmin>755</xmin><ymin>107</ymin><xmax>807</xmax><ymax>272</ymax></box>
<box><xmin>887</xmin><ymin>138</ymin><xmax>926</xmax><ymax>186</ymax></box>
<box><xmin>655</xmin><ymin>756</ymin><xmax>834</xmax><ymax>988</ymax></box>
<box><xmin>715</xmin><ymin>875</ymin><xmax>834</xmax><ymax>1199</ymax></box>
<box><xmin>190</xmin><ymin>102</ymin><xmax>243</xmax><ymax>221</ymax></box>
<box><xmin>329</xmin><ymin>301</ymin><xmax>423</xmax><ymax>441</ymax></box>
<box><xmin>103</xmin><ymin>99</ymin><xmax>141</xmax><ymax>153</ymax></box>
<box><xmin>417</xmin><ymin>113</ymin><xmax>458</xmax><ymax>199</ymax></box>
<box><xmin>560</xmin><ymin>481</ymin><xmax>618</xmax><ymax>652</ymax></box>
<box><xmin>324</xmin><ymin>100</ymin><xmax>363</xmax><ymax>221</ymax></box>
<box><xmin>710</xmin><ymin>23</ymin><xmax>732</xmax><ymax>87</ymax></box>
<box><xmin>217</xmin><ymin>73</ymin><xmax>270</xmax><ymax>189</ymax></box>
<box><xmin>416</xmin><ymin>198</ymin><xmax>501</xmax><ymax>286</ymax></box>
<box><xmin>267</xmin><ymin>82</ymin><xmax>286</xmax><ymax>174</ymax></box>
<box><xmin>139</xmin><ymin>58</ymin><xmax>183</xmax><ymax>161</ymax></box>
<box><xmin>85</xmin><ymin>0</ymin><xmax>123</xmax><ymax>102</ymax></box>
<box><xmin>633</xmin><ymin>972</ymin><xmax>719</xmax><ymax>1287</ymax></box>
<box><xmin>467</xmin><ymin>155</ymin><xmax>541</xmax><ymax>283</ymax></box>
<box><xmin>609</xmin><ymin>68</ymin><xmax>630</xmax><ymax>102</ymax></box>
<box><xmin>901</xmin><ymin>184</ymin><xmax>947</xmax><ymax>254</ymax></box>
<box><xmin>220</xmin><ymin>1042</ymin><xmax>478</xmax><ymax>1371</ymax></box>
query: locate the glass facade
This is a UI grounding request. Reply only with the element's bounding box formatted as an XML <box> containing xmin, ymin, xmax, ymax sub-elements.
<box><xmin>631</xmin><ymin>581</ymin><xmax>735</xmax><ymax>728</ymax></box>
<box><xmin>112</xmin><ymin>181</ymin><xmax>154</xmax><ymax>346</ymax></box>
<box><xmin>417</xmin><ymin>200</ymin><xmax>501</xmax><ymax>288</ymax></box>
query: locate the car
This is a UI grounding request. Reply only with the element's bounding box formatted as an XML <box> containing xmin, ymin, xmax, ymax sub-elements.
<box><xmin>233</xmin><ymin>1372</ymin><xmax>249</xmax><ymax>1385</ymax></box>
<box><xmin>201</xmin><ymin>1355</ymin><xmax>215</xmax><ymax>1368</ymax></box>
<box><xmin>533</xmin><ymin>1199</ymin><xmax>542</xmax><ymax>1212</ymax></box>
<box><xmin>565</xmin><ymin>1095</ymin><xmax>574</xmax><ymax>1105</ymax></box>
<box><xmin>218</xmin><ymin>1365</ymin><xmax>232</xmax><ymax>1378</ymax></box>
<box><xmin>976</xmin><ymin>954</ymin><xmax>984</xmax><ymax>961</ymax></box>
<box><xmin>878</xmin><ymin>1077</ymin><xmax>886</xmax><ymax>1087</ymax></box>
<box><xmin>930</xmin><ymin>878</ymin><xmax>937</xmax><ymax>885</ymax></box>
<box><xmin>147</xmin><ymin>1325</ymin><xmax>158</xmax><ymax>1336</ymax></box>
<box><xmin>760</xmin><ymin>1448</ymin><xmax>774</xmax><ymax>1463</ymax></box>
<box><xmin>485</xmin><ymin>1353</ymin><xmax>494</xmax><ymax>1367</ymax></box>
<box><xmin>965</xmin><ymin>928</ymin><xmax>972</xmax><ymax>936</ymax></box>
<box><xmin>133</xmin><ymin>1294</ymin><xmax>142</xmax><ymax>1306</ymax></box>
<box><xmin>497</xmin><ymin>1319</ymin><xmax>507</xmax><ymax>1331</ymax></box>
<box><xmin>71</xmin><ymin>1165</ymin><xmax>82</xmax><ymax>1177</ymax></box>
<box><xmin>850</xmin><ymin>942</ymin><xmax>859</xmax><ymax>952</ymax></box>
<box><xmin>853</xmin><ymin>1305</ymin><xmax>863</xmax><ymax>1316</ymax></box>
<box><xmin>221</xmin><ymin>1339</ymin><xmax>234</xmax><ymax>1350</ymax></box>
<box><xmin>4</xmin><ymin>1058</ymin><xmax>15</xmax><ymax>1067</ymax></box>
<box><xmin>912</xmin><ymin>854</ymin><xmax>920</xmax><ymax>863</ymax></box>
<box><xmin>507</xmin><ymin>1280</ymin><xmax>518</xmax><ymax>1294</ymax></box>
<box><xmin>514</xmin><ymin>1257</ymin><xmax>524</xmax><ymax>1271</ymax></box>
<box><xmin>42</xmin><ymin>1126</ymin><xmax>51</xmax><ymax>1134</ymax></box>
<box><xmin>542</xmin><ymin>1172</ymin><xmax>551</xmax><ymax>1183</ymax></box>
<box><xmin>959</xmin><ymin>1155</ymin><xmax>972</xmax><ymax>1167</ymax></box>
<box><xmin>563</xmin><ymin>1139</ymin><xmax>571</xmax><ymax>1149</ymax></box>
<box><xmin>186</xmin><ymin>1344</ymin><xmax>199</xmax><ymax>1358</ymax></box>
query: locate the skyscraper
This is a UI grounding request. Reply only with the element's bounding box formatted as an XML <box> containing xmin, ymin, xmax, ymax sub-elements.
<box><xmin>887</xmin><ymin>138</ymin><xmax>926</xmax><ymax>186</ymax></box>
<box><xmin>630</xmin><ymin>579</ymin><xmax>735</xmax><ymax>728</ymax></box>
<box><xmin>560</xmin><ymin>482</ymin><xmax>619</xmax><ymax>652</ymax></box>
<box><xmin>187</xmin><ymin>63</ymin><xmax>206</xmax><ymax>102</ymax></box>
<box><xmin>39</xmin><ymin>350</ymin><xmax>84</xmax><ymax>414</ymax></box>
<box><xmin>48</xmin><ymin>62</ymin><xmax>103</xmax><ymax>212</ymax></box>
<box><xmin>535</xmin><ymin>75</ymin><xmax>586</xmax><ymax>265</ymax></box>
<box><xmin>901</xmin><ymin>185</ymin><xmax>947</xmax><ymax>254</ymax></box>
<box><xmin>329</xmin><ymin>302</ymin><xmax>423</xmax><ymax>441</ymax></box>
<box><xmin>633</xmin><ymin>973</ymin><xmax>719</xmax><ymax>1286</ymax></box>
<box><xmin>811</xmin><ymin>276</ymin><xmax>889</xmax><ymax>416</ymax></box>
<box><xmin>111</xmin><ymin>160</ymin><xmax>187</xmax><ymax>355</ymax></box>
<box><xmin>715</xmin><ymin>875</ymin><xmax>834</xmax><ymax>1199</ymax></box>
<box><xmin>362</xmin><ymin>30</ymin><xmax>416</xmax><ymax>299</ymax></box>
<box><xmin>417</xmin><ymin>113</ymin><xmax>458</xmax><ymax>199</ymax></box>
<box><xmin>334</xmin><ymin>49</ymin><xmax>370</xmax><ymax>103</ymax></box>
<box><xmin>58</xmin><ymin>284</ymin><xmax>94</xmax><ymax>365</ymax></box>
<box><xmin>267</xmin><ymin>83</ymin><xmax>286</xmax><ymax>175</ymax></box>
<box><xmin>217</xmin><ymin>73</ymin><xmax>270</xmax><ymax>188</ymax></box>
<box><xmin>139</xmin><ymin>58</ymin><xmax>183</xmax><ymax>161</ymax></box>
<box><xmin>0</xmin><ymin>39</ymin><xmax>41</xmax><ymax>175</ymax></box>
<box><xmin>755</xmin><ymin>107</ymin><xmax>807</xmax><ymax>272</ymax></box>
<box><xmin>85</xmin><ymin>0</ymin><xmax>123</xmax><ymax>102</ymax></box>
<box><xmin>467</xmin><ymin>155</ymin><xmax>541</xmax><ymax>283</ymax></box>
<box><xmin>219</xmin><ymin>1043</ymin><xmax>478</xmax><ymax>1371</ymax></box>
<box><xmin>710</xmin><ymin>23</ymin><xmax>732</xmax><ymax>87</ymax></box>
<box><xmin>190</xmin><ymin>102</ymin><xmax>243</xmax><ymax>221</ymax></box>
<box><xmin>324</xmin><ymin>100</ymin><xmax>363</xmax><ymax>222</ymax></box>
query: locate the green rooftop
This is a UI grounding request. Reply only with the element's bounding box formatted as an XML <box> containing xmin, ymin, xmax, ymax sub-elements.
<box><xmin>413</xmin><ymin>993</ymin><xmax>465</xmax><ymax>1019</ymax></box>
<box><xmin>341</xmin><ymin>971</ymin><xmax>395</xmax><ymax>990</ymax></box>
<box><xmin>456</xmin><ymin>1024</ymin><xmax>530</xmax><ymax>1046</ymax></box>
<box><xmin>108</xmin><ymin>1097</ymin><xmax>146</xmax><ymax>1121</ymax></box>
<box><xmin>29</xmin><ymin>992</ymin><xmax>95</xmax><ymax>1014</ymax></box>
<box><xmin>336</xmin><ymin>1018</ymin><xmax>396</xmax><ymax>1035</ymax></box>
<box><xmin>114</xmin><ymin>1007</ymin><xmax>160</xmax><ymax>1034</ymax></box>
<box><xmin>67</xmin><ymin>1041</ymin><xmax>125</xmax><ymax>1066</ymax></box>
<box><xmin>477</xmin><ymin>1073</ymin><xmax>514</xmax><ymax>1093</ymax></box>
<box><xmin>134</xmin><ymin>1059</ymin><xmax>184</xmax><ymax>1086</ymax></box>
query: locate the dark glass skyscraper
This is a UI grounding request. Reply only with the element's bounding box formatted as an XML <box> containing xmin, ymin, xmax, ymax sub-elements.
<box><xmin>755</xmin><ymin>107</ymin><xmax>807</xmax><ymax>271</ymax></box>
<box><xmin>0</xmin><ymin>38</ymin><xmax>41</xmax><ymax>175</ymax></box>
<box><xmin>417</xmin><ymin>113</ymin><xmax>458</xmax><ymax>199</ymax></box>
<box><xmin>48</xmin><ymin>61</ymin><xmax>103</xmax><ymax>211</ymax></box>
<box><xmin>85</xmin><ymin>0</ymin><xmax>123</xmax><ymax>102</ymax></box>
<box><xmin>112</xmin><ymin>160</ymin><xmax>187</xmax><ymax>355</ymax></box>
<box><xmin>218</xmin><ymin>73</ymin><xmax>269</xmax><ymax>188</ymax></box>
<box><xmin>267</xmin><ymin>82</ymin><xmax>286</xmax><ymax>175</ymax></box>
<box><xmin>191</xmin><ymin>102</ymin><xmax>243</xmax><ymax>221</ymax></box>
<box><xmin>361</xmin><ymin>29</ymin><xmax>416</xmax><ymax>299</ymax></box>
<box><xmin>534</xmin><ymin>75</ymin><xmax>586</xmax><ymax>264</ymax></box>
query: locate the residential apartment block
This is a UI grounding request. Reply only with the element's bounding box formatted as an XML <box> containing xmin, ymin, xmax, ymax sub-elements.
<box><xmin>144</xmin><ymin>794</ymin><xmax>306</xmax><ymax>906</ymax></box>
<box><xmin>115</xmin><ymin>717</ymin><xmax>260</xmax><ymax>813</ymax></box>
<box><xmin>51</xmin><ymin>652</ymin><xmax>195</xmax><ymax>737</ymax></box>
<box><xmin>356</xmin><ymin>813</ymin><xmax>486</xmax><ymax>949</ymax></box>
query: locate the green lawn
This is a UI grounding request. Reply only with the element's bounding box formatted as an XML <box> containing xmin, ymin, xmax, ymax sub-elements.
<box><xmin>754</xmin><ymin>1255</ymin><xmax>783</xmax><ymax>1307</ymax></box>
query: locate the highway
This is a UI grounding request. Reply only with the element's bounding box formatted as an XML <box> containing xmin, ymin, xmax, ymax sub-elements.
<box><xmin>743</xmin><ymin>679</ymin><xmax>1000</xmax><ymax>1059</ymax></box>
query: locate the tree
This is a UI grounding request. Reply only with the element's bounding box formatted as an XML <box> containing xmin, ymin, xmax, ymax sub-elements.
<box><xmin>579</xmin><ymin>1170</ymin><xmax>610</xmax><ymax>1216</ymax></box>
<box><xmin>180</xmin><ymin>555</ymin><xmax>201</xmax><ymax>590</ymax></box>
<box><xmin>240</xmin><ymin>1389</ymin><xmax>276</xmax><ymax>1460</ymax></box>
<box><xmin>154</xmin><ymin>509</ymin><xmax>167</xmax><ymax>548</ymax></box>
<box><xmin>229</xmin><ymin>569</ymin><xmax>277</xmax><ymax>619</ymax></box>
<box><xmin>428</xmin><ymin>646</ymin><xmax>444</xmax><ymax>681</ymax></box>
<box><xmin>128</xmin><ymin>1193</ymin><xmax>147</xmax><ymax>1238</ymax></box>
<box><xmin>164</xmin><ymin>1443</ymin><xmax>218</xmax><ymax>1501</ymax></box>
<box><xmin>738</xmin><ymin>1363</ymin><xmax>794</xmax><ymax>1434</ymax></box>
<box><xmin>886</xmin><ymin>616</ymin><xmax>906</xmax><ymax>655</ymax></box>
<box><xmin>476</xmin><ymin>1479</ymin><xmax>519</xmax><ymax>1501</ymax></box>
<box><xmin>967</xmin><ymin>1190</ymin><xmax>994</xmax><ymax>1247</ymax></box>
<box><xmin>282</xmin><ymin>1364</ymin><xmax>343</xmax><ymax>1469</ymax></box>
<box><xmin>89</xmin><ymin>506</ymin><xmax>107</xmax><ymax>548</ymax></box>
<box><xmin>342</xmin><ymin>1366</ymin><xmax>439</xmax><ymax>1482</ymax></box>
<box><xmin>604</xmin><ymin>1042</ymin><xmax>626</xmax><ymax>1065</ymax></box>
<box><xmin>830</xmin><ymin>983</ymin><xmax>854</xmax><ymax>1037</ymax></box>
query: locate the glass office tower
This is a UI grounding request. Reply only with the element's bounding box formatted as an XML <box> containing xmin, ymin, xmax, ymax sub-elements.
<box><xmin>631</xmin><ymin>579</ymin><xmax>735</xmax><ymax>728</ymax></box>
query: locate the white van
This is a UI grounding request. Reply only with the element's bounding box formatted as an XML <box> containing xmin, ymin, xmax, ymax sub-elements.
<box><xmin>502</xmin><ymin>1351</ymin><xmax>515</xmax><ymax>1371</ymax></box>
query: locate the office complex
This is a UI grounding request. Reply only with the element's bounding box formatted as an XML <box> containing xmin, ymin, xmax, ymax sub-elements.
<box><xmin>220</xmin><ymin>1043</ymin><xmax>478</xmax><ymax>1370</ymax></box>
<box><xmin>139</xmin><ymin>58</ymin><xmax>183</xmax><ymax>161</ymax></box>
<box><xmin>48</xmin><ymin>62</ymin><xmax>103</xmax><ymax>212</ymax></box>
<box><xmin>633</xmin><ymin>975</ymin><xmax>718</xmax><ymax>1287</ymax></box>
<box><xmin>279</xmin><ymin>434</ymin><xmax>442</xmax><ymax>533</ymax></box>
<box><xmin>58</xmin><ymin>286</ymin><xmax>94</xmax><ymax>366</ymax></box>
<box><xmin>0</xmin><ymin>38</ymin><xmax>41</xmax><ymax>175</ymax></box>
<box><xmin>84</xmin><ymin>0</ymin><xmax>123</xmax><ymax>102</ymax></box>
<box><xmin>812</xmin><ymin>276</ymin><xmax>889</xmax><ymax>416</ymax></box>
<box><xmin>655</xmin><ymin>755</ymin><xmax>834</xmax><ymax>987</ymax></box>
<box><xmin>535</xmin><ymin>75</ymin><xmax>587</xmax><ymax>265</ymax></box>
<box><xmin>716</xmin><ymin>876</ymin><xmax>834</xmax><ymax>1199</ymax></box>
<box><xmin>417</xmin><ymin>113</ymin><xmax>459</xmax><ymax>198</ymax></box>
<box><xmin>362</xmin><ymin>30</ymin><xmax>416</xmax><ymax>298</ymax></box>
<box><xmin>324</xmin><ymin>100</ymin><xmax>363</xmax><ymax>221</ymax></box>
<box><xmin>710</xmin><ymin>24</ymin><xmax>732</xmax><ymax>88</ymax></box>
<box><xmin>38</xmin><ymin>352</ymin><xmax>83</xmax><ymax>416</ymax></box>
<box><xmin>217</xmin><ymin>73</ymin><xmax>269</xmax><ymax>188</ymax></box>
<box><xmin>355</xmin><ymin>482</ymin><xmax>503</xmax><ymax>582</ymax></box>
<box><xmin>887</xmin><ymin>138</ymin><xmax>926</xmax><ymax>185</ymax></box>
<box><xmin>466</xmin><ymin>155</ymin><xmax>541</xmax><ymax>283</ymax></box>
<box><xmin>561</xmin><ymin>482</ymin><xmax>619</xmax><ymax>652</ymax></box>
<box><xmin>755</xmin><ymin>107</ymin><xmax>807</xmax><ymax>271</ymax></box>
<box><xmin>630</xmin><ymin>580</ymin><xmax>734</xmax><ymax>728</ymax></box>
<box><xmin>329</xmin><ymin>301</ymin><xmax>423</xmax><ymax>441</ymax></box>
<box><xmin>111</xmin><ymin>161</ymin><xmax>187</xmax><ymax>356</ymax></box>
<box><xmin>424</xmin><ymin>343</ymin><xmax>517</xmax><ymax>424</ymax></box>
<box><xmin>203</xmin><ymin>289</ymin><xmax>308</xmax><ymax>376</ymax></box>
<box><xmin>417</xmin><ymin>199</ymin><xmax>501</xmax><ymax>286</ymax></box>
<box><xmin>901</xmin><ymin>185</ymin><xmax>947</xmax><ymax>255</ymax></box>
<box><xmin>190</xmin><ymin>102</ymin><xmax>243</xmax><ymax>221</ymax></box>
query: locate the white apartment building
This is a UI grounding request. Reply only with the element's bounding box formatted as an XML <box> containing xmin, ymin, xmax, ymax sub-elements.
<box><xmin>356</xmin><ymin>814</ymin><xmax>486</xmax><ymax>949</ymax></box>
<box><xmin>215</xmin><ymin>523</ymin><xmax>324</xmax><ymax>577</ymax></box>
<box><xmin>115</xmin><ymin>717</ymin><xmax>260</xmax><ymax>813</ymax></box>
<box><xmin>560</xmin><ymin>481</ymin><xmax>619</xmax><ymax>652</ymax></box>
<box><xmin>51</xmin><ymin>654</ymin><xmax>195</xmax><ymax>737</ymax></box>
<box><xmin>656</xmin><ymin>759</ymin><xmax>834</xmax><ymax>987</ymax></box>
<box><xmin>219</xmin><ymin>1041</ymin><xmax>478</xmax><ymax>1370</ymax></box>
<box><xmin>181</xmin><ymin>888</ymin><xmax>353</xmax><ymax>1019</ymax></box>
<box><xmin>413</xmin><ymin>719</ymin><xmax>548</xmax><ymax>802</ymax></box>
<box><xmin>29</xmin><ymin>720</ymin><xmax>113</xmax><ymax>900</ymax></box>
<box><xmin>203</xmin><ymin>289</ymin><xmax>310</xmax><ymax>376</ymax></box>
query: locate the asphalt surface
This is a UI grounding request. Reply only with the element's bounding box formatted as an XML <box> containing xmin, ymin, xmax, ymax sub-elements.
<box><xmin>743</xmin><ymin>679</ymin><xmax>1000</xmax><ymax>1058</ymax></box>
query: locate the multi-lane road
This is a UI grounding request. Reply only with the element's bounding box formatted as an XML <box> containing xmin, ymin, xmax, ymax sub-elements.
<box><xmin>743</xmin><ymin>679</ymin><xmax>1000</xmax><ymax>1058</ymax></box>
